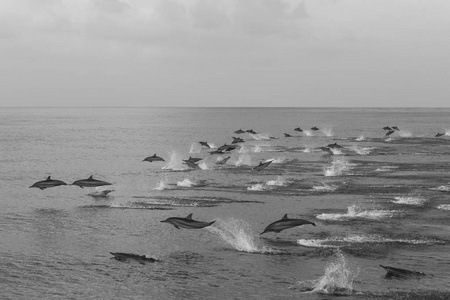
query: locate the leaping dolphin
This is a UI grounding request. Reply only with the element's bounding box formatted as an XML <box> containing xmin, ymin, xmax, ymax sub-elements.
<box><xmin>185</xmin><ymin>156</ymin><xmax>203</xmax><ymax>163</ymax></box>
<box><xmin>161</xmin><ymin>213</ymin><xmax>215</xmax><ymax>229</ymax></box>
<box><xmin>216</xmin><ymin>156</ymin><xmax>230</xmax><ymax>165</ymax></box>
<box><xmin>311</xmin><ymin>126</ymin><xmax>319</xmax><ymax>131</ymax></box>
<box><xmin>218</xmin><ymin>144</ymin><xmax>238</xmax><ymax>152</ymax></box>
<box><xmin>183</xmin><ymin>160</ymin><xmax>201</xmax><ymax>170</ymax></box>
<box><xmin>260</xmin><ymin>214</ymin><xmax>315</xmax><ymax>235</ymax></box>
<box><xmin>30</xmin><ymin>176</ymin><xmax>67</xmax><ymax>190</ymax></box>
<box><xmin>143</xmin><ymin>154</ymin><xmax>165</xmax><ymax>162</ymax></box>
<box><xmin>294</xmin><ymin>127</ymin><xmax>303</xmax><ymax>132</ymax></box>
<box><xmin>88</xmin><ymin>189</ymin><xmax>114</xmax><ymax>197</ymax></box>
<box><xmin>110</xmin><ymin>252</ymin><xmax>159</xmax><ymax>263</ymax></box>
<box><xmin>252</xmin><ymin>160</ymin><xmax>272</xmax><ymax>171</ymax></box>
<box><xmin>327</xmin><ymin>142</ymin><xmax>343</xmax><ymax>149</ymax></box>
<box><xmin>392</xmin><ymin>126</ymin><xmax>400</xmax><ymax>131</ymax></box>
<box><xmin>246</xmin><ymin>129</ymin><xmax>257</xmax><ymax>134</ymax></box>
<box><xmin>234</xmin><ymin>129</ymin><xmax>246</xmax><ymax>134</ymax></box>
<box><xmin>199</xmin><ymin>141</ymin><xmax>211</xmax><ymax>148</ymax></box>
<box><xmin>318</xmin><ymin>147</ymin><xmax>333</xmax><ymax>155</ymax></box>
<box><xmin>379</xmin><ymin>265</ymin><xmax>425</xmax><ymax>278</ymax></box>
<box><xmin>232</xmin><ymin>137</ymin><xmax>245</xmax><ymax>144</ymax></box>
<box><xmin>71</xmin><ymin>176</ymin><xmax>112</xmax><ymax>188</ymax></box>
<box><xmin>435</xmin><ymin>133</ymin><xmax>445</xmax><ymax>137</ymax></box>
<box><xmin>382</xmin><ymin>126</ymin><xmax>392</xmax><ymax>131</ymax></box>
<box><xmin>284</xmin><ymin>133</ymin><xmax>293</xmax><ymax>137</ymax></box>
<box><xmin>385</xmin><ymin>130</ymin><xmax>395</xmax><ymax>136</ymax></box>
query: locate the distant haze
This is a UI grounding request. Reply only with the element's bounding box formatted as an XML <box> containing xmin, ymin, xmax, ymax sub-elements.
<box><xmin>1</xmin><ymin>0</ymin><xmax>449</xmax><ymax>107</ymax></box>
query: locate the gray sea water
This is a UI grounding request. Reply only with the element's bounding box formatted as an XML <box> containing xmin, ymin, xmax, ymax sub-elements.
<box><xmin>1</xmin><ymin>107</ymin><xmax>450</xmax><ymax>299</ymax></box>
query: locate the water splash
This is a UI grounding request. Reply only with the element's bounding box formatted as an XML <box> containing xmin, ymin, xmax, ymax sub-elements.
<box><xmin>234</xmin><ymin>154</ymin><xmax>252</xmax><ymax>166</ymax></box>
<box><xmin>320</xmin><ymin>127</ymin><xmax>334</xmax><ymax>137</ymax></box>
<box><xmin>177</xmin><ymin>178</ymin><xmax>196</xmax><ymax>187</ymax></box>
<box><xmin>252</xmin><ymin>145</ymin><xmax>263</xmax><ymax>153</ymax></box>
<box><xmin>307</xmin><ymin>250</ymin><xmax>357</xmax><ymax>295</ymax></box>
<box><xmin>431</xmin><ymin>185</ymin><xmax>450</xmax><ymax>192</ymax></box>
<box><xmin>324</xmin><ymin>158</ymin><xmax>355</xmax><ymax>177</ymax></box>
<box><xmin>162</xmin><ymin>152</ymin><xmax>185</xmax><ymax>170</ymax></box>
<box><xmin>189</xmin><ymin>143</ymin><xmax>201</xmax><ymax>154</ymax></box>
<box><xmin>265</xmin><ymin>157</ymin><xmax>285</xmax><ymax>164</ymax></box>
<box><xmin>303</xmin><ymin>148</ymin><xmax>311</xmax><ymax>153</ymax></box>
<box><xmin>375</xmin><ymin>166</ymin><xmax>398</xmax><ymax>172</ymax></box>
<box><xmin>304</xmin><ymin>130</ymin><xmax>313</xmax><ymax>136</ymax></box>
<box><xmin>207</xmin><ymin>218</ymin><xmax>277</xmax><ymax>253</ymax></box>
<box><xmin>393</xmin><ymin>196</ymin><xmax>427</xmax><ymax>206</ymax></box>
<box><xmin>198</xmin><ymin>162</ymin><xmax>209</xmax><ymax>170</ymax></box>
<box><xmin>248</xmin><ymin>133</ymin><xmax>271</xmax><ymax>141</ymax></box>
<box><xmin>445</xmin><ymin>128</ymin><xmax>450</xmax><ymax>136</ymax></box>
<box><xmin>239</xmin><ymin>145</ymin><xmax>250</xmax><ymax>153</ymax></box>
<box><xmin>349</xmin><ymin>145</ymin><xmax>373</xmax><ymax>155</ymax></box>
<box><xmin>311</xmin><ymin>183</ymin><xmax>338</xmax><ymax>192</ymax></box>
<box><xmin>266</xmin><ymin>176</ymin><xmax>287</xmax><ymax>186</ymax></box>
<box><xmin>153</xmin><ymin>177</ymin><xmax>169</xmax><ymax>190</ymax></box>
<box><xmin>355</xmin><ymin>134</ymin><xmax>365</xmax><ymax>141</ymax></box>
<box><xmin>247</xmin><ymin>183</ymin><xmax>266</xmax><ymax>191</ymax></box>
<box><xmin>437</xmin><ymin>204</ymin><xmax>450</xmax><ymax>210</ymax></box>
<box><xmin>330</xmin><ymin>148</ymin><xmax>343</xmax><ymax>155</ymax></box>
<box><xmin>316</xmin><ymin>204</ymin><xmax>396</xmax><ymax>221</ymax></box>
<box><xmin>398</xmin><ymin>130</ymin><xmax>413</xmax><ymax>137</ymax></box>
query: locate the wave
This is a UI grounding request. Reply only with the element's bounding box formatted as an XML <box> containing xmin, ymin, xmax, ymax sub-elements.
<box><xmin>324</xmin><ymin>158</ymin><xmax>355</xmax><ymax>177</ymax></box>
<box><xmin>316</xmin><ymin>204</ymin><xmax>396</xmax><ymax>221</ymax></box>
<box><xmin>348</xmin><ymin>145</ymin><xmax>373</xmax><ymax>155</ymax></box>
<box><xmin>375</xmin><ymin>166</ymin><xmax>398</xmax><ymax>172</ymax></box>
<box><xmin>299</xmin><ymin>250</ymin><xmax>357</xmax><ymax>296</ymax></box>
<box><xmin>355</xmin><ymin>134</ymin><xmax>365</xmax><ymax>141</ymax></box>
<box><xmin>392</xmin><ymin>196</ymin><xmax>427</xmax><ymax>206</ymax></box>
<box><xmin>266</xmin><ymin>176</ymin><xmax>287</xmax><ymax>186</ymax></box>
<box><xmin>437</xmin><ymin>204</ymin><xmax>450</xmax><ymax>210</ymax></box>
<box><xmin>207</xmin><ymin>218</ymin><xmax>278</xmax><ymax>254</ymax></box>
<box><xmin>297</xmin><ymin>234</ymin><xmax>443</xmax><ymax>248</ymax></box>
<box><xmin>430</xmin><ymin>185</ymin><xmax>450</xmax><ymax>192</ymax></box>
<box><xmin>311</xmin><ymin>183</ymin><xmax>338</xmax><ymax>192</ymax></box>
<box><xmin>247</xmin><ymin>183</ymin><xmax>266</xmax><ymax>191</ymax></box>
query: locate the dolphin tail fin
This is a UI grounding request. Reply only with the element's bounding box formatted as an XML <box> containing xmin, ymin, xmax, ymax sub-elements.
<box><xmin>208</xmin><ymin>220</ymin><xmax>216</xmax><ymax>226</ymax></box>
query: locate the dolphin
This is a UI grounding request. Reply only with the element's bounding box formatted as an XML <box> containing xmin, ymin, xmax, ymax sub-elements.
<box><xmin>88</xmin><ymin>189</ymin><xmax>114</xmax><ymax>197</ymax></box>
<box><xmin>216</xmin><ymin>156</ymin><xmax>231</xmax><ymax>165</ymax></box>
<box><xmin>327</xmin><ymin>142</ymin><xmax>343</xmax><ymax>149</ymax></box>
<box><xmin>209</xmin><ymin>149</ymin><xmax>226</xmax><ymax>155</ymax></box>
<box><xmin>435</xmin><ymin>133</ymin><xmax>445</xmax><ymax>137</ymax></box>
<box><xmin>232</xmin><ymin>137</ymin><xmax>245</xmax><ymax>144</ymax></box>
<box><xmin>234</xmin><ymin>129</ymin><xmax>246</xmax><ymax>134</ymax></box>
<box><xmin>246</xmin><ymin>129</ymin><xmax>257</xmax><ymax>134</ymax></box>
<box><xmin>385</xmin><ymin>130</ymin><xmax>395</xmax><ymax>136</ymax></box>
<box><xmin>294</xmin><ymin>127</ymin><xmax>303</xmax><ymax>132</ymax></box>
<box><xmin>392</xmin><ymin>126</ymin><xmax>400</xmax><ymax>131</ymax></box>
<box><xmin>218</xmin><ymin>144</ymin><xmax>238</xmax><ymax>152</ymax></box>
<box><xmin>311</xmin><ymin>126</ymin><xmax>319</xmax><ymax>131</ymax></box>
<box><xmin>379</xmin><ymin>265</ymin><xmax>425</xmax><ymax>278</ymax></box>
<box><xmin>319</xmin><ymin>147</ymin><xmax>333</xmax><ymax>155</ymax></box>
<box><xmin>199</xmin><ymin>141</ymin><xmax>211</xmax><ymax>148</ymax></box>
<box><xmin>71</xmin><ymin>176</ymin><xmax>112</xmax><ymax>188</ymax></box>
<box><xmin>260</xmin><ymin>214</ymin><xmax>315</xmax><ymax>235</ymax></box>
<box><xmin>110</xmin><ymin>252</ymin><xmax>159</xmax><ymax>263</ymax></box>
<box><xmin>185</xmin><ymin>156</ymin><xmax>203</xmax><ymax>163</ymax></box>
<box><xmin>183</xmin><ymin>160</ymin><xmax>201</xmax><ymax>169</ymax></box>
<box><xmin>382</xmin><ymin>126</ymin><xmax>392</xmax><ymax>130</ymax></box>
<box><xmin>284</xmin><ymin>133</ymin><xmax>293</xmax><ymax>137</ymax></box>
<box><xmin>143</xmin><ymin>154</ymin><xmax>165</xmax><ymax>162</ymax></box>
<box><xmin>161</xmin><ymin>213</ymin><xmax>215</xmax><ymax>229</ymax></box>
<box><xmin>30</xmin><ymin>176</ymin><xmax>67</xmax><ymax>190</ymax></box>
<box><xmin>252</xmin><ymin>160</ymin><xmax>272</xmax><ymax>171</ymax></box>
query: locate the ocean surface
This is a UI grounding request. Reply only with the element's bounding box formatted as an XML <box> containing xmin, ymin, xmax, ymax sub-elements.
<box><xmin>1</xmin><ymin>107</ymin><xmax>450</xmax><ymax>300</ymax></box>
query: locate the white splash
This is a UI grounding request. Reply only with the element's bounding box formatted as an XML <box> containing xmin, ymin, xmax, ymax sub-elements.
<box><xmin>153</xmin><ymin>178</ymin><xmax>168</xmax><ymax>190</ymax></box>
<box><xmin>249</xmin><ymin>133</ymin><xmax>271</xmax><ymax>141</ymax></box>
<box><xmin>349</xmin><ymin>145</ymin><xmax>373</xmax><ymax>155</ymax></box>
<box><xmin>330</xmin><ymin>148</ymin><xmax>343</xmax><ymax>155</ymax></box>
<box><xmin>437</xmin><ymin>204</ymin><xmax>450</xmax><ymax>210</ymax></box>
<box><xmin>239</xmin><ymin>145</ymin><xmax>250</xmax><ymax>153</ymax></box>
<box><xmin>303</xmin><ymin>148</ymin><xmax>311</xmax><ymax>153</ymax></box>
<box><xmin>247</xmin><ymin>183</ymin><xmax>266</xmax><ymax>191</ymax></box>
<box><xmin>162</xmin><ymin>152</ymin><xmax>185</xmax><ymax>170</ymax></box>
<box><xmin>252</xmin><ymin>145</ymin><xmax>263</xmax><ymax>153</ymax></box>
<box><xmin>177</xmin><ymin>178</ymin><xmax>196</xmax><ymax>187</ymax></box>
<box><xmin>311</xmin><ymin>183</ymin><xmax>338</xmax><ymax>192</ymax></box>
<box><xmin>393</xmin><ymin>196</ymin><xmax>427</xmax><ymax>206</ymax></box>
<box><xmin>320</xmin><ymin>127</ymin><xmax>334</xmax><ymax>137</ymax></box>
<box><xmin>304</xmin><ymin>130</ymin><xmax>313</xmax><ymax>136</ymax></box>
<box><xmin>306</xmin><ymin>250</ymin><xmax>357</xmax><ymax>295</ymax></box>
<box><xmin>234</xmin><ymin>154</ymin><xmax>252</xmax><ymax>166</ymax></box>
<box><xmin>316</xmin><ymin>204</ymin><xmax>396</xmax><ymax>221</ymax></box>
<box><xmin>375</xmin><ymin>166</ymin><xmax>398</xmax><ymax>172</ymax></box>
<box><xmin>266</xmin><ymin>176</ymin><xmax>287</xmax><ymax>186</ymax></box>
<box><xmin>198</xmin><ymin>162</ymin><xmax>209</xmax><ymax>170</ymax></box>
<box><xmin>324</xmin><ymin>158</ymin><xmax>355</xmax><ymax>177</ymax></box>
<box><xmin>445</xmin><ymin>128</ymin><xmax>450</xmax><ymax>136</ymax></box>
<box><xmin>430</xmin><ymin>185</ymin><xmax>450</xmax><ymax>192</ymax></box>
<box><xmin>355</xmin><ymin>134</ymin><xmax>365</xmax><ymax>141</ymax></box>
<box><xmin>398</xmin><ymin>130</ymin><xmax>412</xmax><ymax>137</ymax></box>
<box><xmin>189</xmin><ymin>143</ymin><xmax>201</xmax><ymax>154</ymax></box>
<box><xmin>207</xmin><ymin>218</ymin><xmax>277</xmax><ymax>253</ymax></box>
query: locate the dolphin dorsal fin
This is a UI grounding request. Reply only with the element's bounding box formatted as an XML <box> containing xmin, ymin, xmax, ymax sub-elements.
<box><xmin>153</xmin><ymin>154</ymin><xmax>157</xmax><ymax>157</ymax></box>
<box><xmin>282</xmin><ymin>214</ymin><xmax>288</xmax><ymax>219</ymax></box>
<box><xmin>186</xmin><ymin>213</ymin><xmax>193</xmax><ymax>220</ymax></box>
<box><xmin>46</xmin><ymin>176</ymin><xmax>51</xmax><ymax>181</ymax></box>
<box><xmin>88</xmin><ymin>175</ymin><xmax>93</xmax><ymax>180</ymax></box>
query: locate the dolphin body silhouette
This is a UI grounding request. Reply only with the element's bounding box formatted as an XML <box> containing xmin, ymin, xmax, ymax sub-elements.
<box><xmin>143</xmin><ymin>154</ymin><xmax>165</xmax><ymax>162</ymax></box>
<box><xmin>311</xmin><ymin>126</ymin><xmax>319</xmax><ymax>131</ymax></box>
<box><xmin>161</xmin><ymin>213</ymin><xmax>215</xmax><ymax>229</ymax></box>
<box><xmin>284</xmin><ymin>133</ymin><xmax>293</xmax><ymax>137</ymax></box>
<box><xmin>199</xmin><ymin>141</ymin><xmax>211</xmax><ymax>148</ymax></box>
<box><xmin>234</xmin><ymin>129</ymin><xmax>246</xmax><ymax>134</ymax></box>
<box><xmin>435</xmin><ymin>133</ymin><xmax>445</xmax><ymax>137</ymax></box>
<box><xmin>246</xmin><ymin>129</ymin><xmax>257</xmax><ymax>134</ymax></box>
<box><xmin>385</xmin><ymin>130</ymin><xmax>395</xmax><ymax>136</ymax></box>
<box><xmin>319</xmin><ymin>147</ymin><xmax>333</xmax><ymax>155</ymax></box>
<box><xmin>379</xmin><ymin>265</ymin><xmax>426</xmax><ymax>278</ymax></box>
<box><xmin>88</xmin><ymin>189</ymin><xmax>114</xmax><ymax>197</ymax></box>
<box><xmin>294</xmin><ymin>127</ymin><xmax>303</xmax><ymax>132</ymax></box>
<box><xmin>327</xmin><ymin>142</ymin><xmax>343</xmax><ymax>149</ymax></box>
<box><xmin>110</xmin><ymin>252</ymin><xmax>159</xmax><ymax>263</ymax></box>
<box><xmin>232</xmin><ymin>137</ymin><xmax>245</xmax><ymax>144</ymax></box>
<box><xmin>252</xmin><ymin>160</ymin><xmax>272</xmax><ymax>171</ymax></box>
<box><xmin>71</xmin><ymin>176</ymin><xmax>112</xmax><ymax>188</ymax></box>
<box><xmin>185</xmin><ymin>156</ymin><xmax>203</xmax><ymax>163</ymax></box>
<box><xmin>30</xmin><ymin>176</ymin><xmax>67</xmax><ymax>190</ymax></box>
<box><xmin>183</xmin><ymin>160</ymin><xmax>201</xmax><ymax>169</ymax></box>
<box><xmin>216</xmin><ymin>156</ymin><xmax>230</xmax><ymax>165</ymax></box>
<box><xmin>383</xmin><ymin>126</ymin><xmax>392</xmax><ymax>130</ymax></box>
<box><xmin>260</xmin><ymin>214</ymin><xmax>315</xmax><ymax>235</ymax></box>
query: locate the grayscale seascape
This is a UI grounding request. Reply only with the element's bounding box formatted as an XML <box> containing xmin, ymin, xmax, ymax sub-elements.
<box><xmin>1</xmin><ymin>107</ymin><xmax>450</xmax><ymax>299</ymax></box>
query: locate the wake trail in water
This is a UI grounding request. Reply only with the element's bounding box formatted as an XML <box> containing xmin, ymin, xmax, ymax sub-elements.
<box><xmin>207</xmin><ymin>218</ymin><xmax>279</xmax><ymax>254</ymax></box>
<box><xmin>317</xmin><ymin>204</ymin><xmax>397</xmax><ymax>221</ymax></box>
<box><xmin>324</xmin><ymin>158</ymin><xmax>356</xmax><ymax>177</ymax></box>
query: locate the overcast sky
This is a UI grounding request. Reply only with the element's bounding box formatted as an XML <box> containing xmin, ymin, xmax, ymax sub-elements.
<box><xmin>1</xmin><ymin>0</ymin><xmax>449</xmax><ymax>107</ymax></box>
